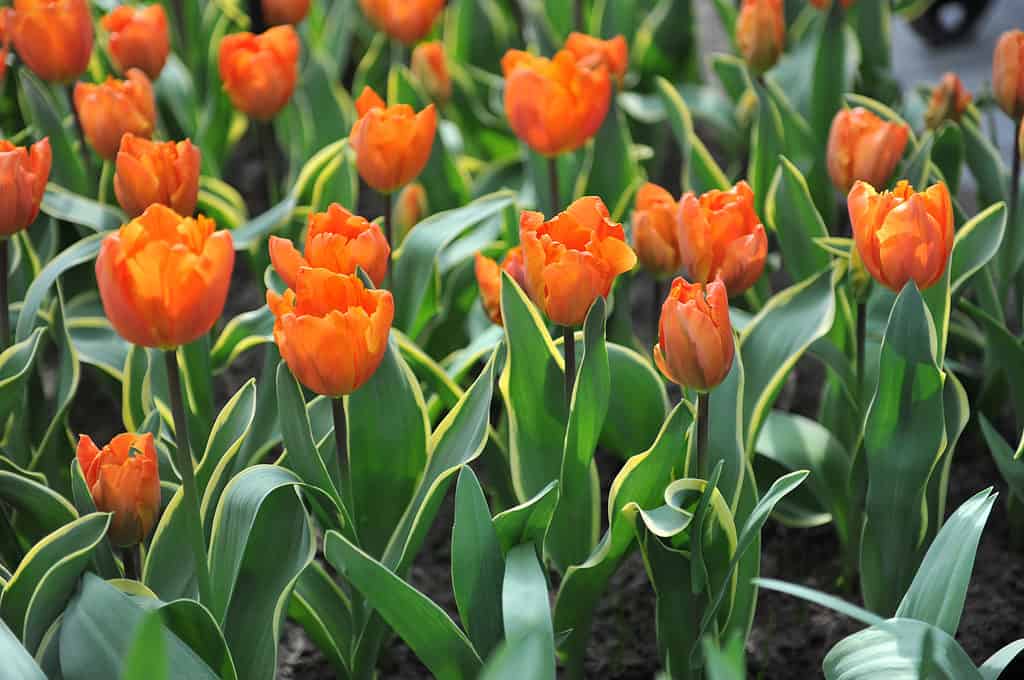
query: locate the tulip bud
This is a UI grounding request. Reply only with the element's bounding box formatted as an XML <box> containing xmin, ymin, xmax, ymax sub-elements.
<box><xmin>653</xmin><ymin>277</ymin><xmax>735</xmax><ymax>392</ymax></box>
<box><xmin>475</xmin><ymin>246</ymin><xmax>526</xmax><ymax>326</ymax></box>
<box><xmin>113</xmin><ymin>135</ymin><xmax>200</xmax><ymax>218</ymax></box>
<box><xmin>411</xmin><ymin>41</ymin><xmax>452</xmax><ymax>105</ymax></box>
<box><xmin>262</xmin><ymin>0</ymin><xmax>311</xmax><ymax>26</ymax></box>
<box><xmin>268</xmin><ymin>268</ymin><xmax>394</xmax><ymax>397</ymax></box>
<box><xmin>77</xmin><ymin>433</ymin><xmax>160</xmax><ymax>547</ymax></box>
<box><xmin>736</xmin><ymin>0</ymin><xmax>785</xmax><ymax>74</ymax></box>
<box><xmin>96</xmin><ymin>204</ymin><xmax>235</xmax><ymax>349</ymax></box>
<box><xmin>358</xmin><ymin>0</ymin><xmax>445</xmax><ymax>46</ymax></box>
<box><xmin>351</xmin><ymin>86</ymin><xmax>436</xmax><ymax>194</ymax></box>
<box><xmin>219</xmin><ymin>25</ymin><xmax>300</xmax><ymax>121</ymax></box>
<box><xmin>101</xmin><ymin>5</ymin><xmax>170</xmax><ymax>80</ymax></box>
<box><xmin>993</xmin><ymin>30</ymin><xmax>1024</xmax><ymax>119</ymax></box>
<box><xmin>826</xmin><ymin>107</ymin><xmax>910</xmax><ymax>194</ymax></box>
<box><xmin>393</xmin><ymin>182</ymin><xmax>428</xmax><ymax>244</ymax></box>
<box><xmin>563</xmin><ymin>32</ymin><xmax>628</xmax><ymax>85</ymax></box>
<box><xmin>848</xmin><ymin>180</ymin><xmax>953</xmax><ymax>293</ymax></box>
<box><xmin>0</xmin><ymin>138</ymin><xmax>51</xmax><ymax>237</ymax></box>
<box><xmin>74</xmin><ymin>69</ymin><xmax>157</xmax><ymax>161</ymax></box>
<box><xmin>924</xmin><ymin>72</ymin><xmax>972</xmax><ymax>129</ymax></box>
<box><xmin>632</xmin><ymin>183</ymin><xmax>683</xmax><ymax>279</ymax></box>
<box><xmin>9</xmin><ymin>0</ymin><xmax>93</xmax><ymax>83</ymax></box>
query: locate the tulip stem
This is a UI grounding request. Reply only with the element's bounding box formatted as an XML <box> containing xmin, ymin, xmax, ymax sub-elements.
<box><xmin>331</xmin><ymin>397</ymin><xmax>352</xmax><ymax>514</ymax></box>
<box><xmin>0</xmin><ymin>238</ymin><xmax>9</xmax><ymax>351</ymax></box>
<box><xmin>696</xmin><ymin>391</ymin><xmax>710</xmax><ymax>480</ymax></box>
<box><xmin>856</xmin><ymin>301</ymin><xmax>867</xmax><ymax>410</ymax></box>
<box><xmin>383</xmin><ymin>193</ymin><xmax>393</xmax><ymax>254</ymax></box>
<box><xmin>651</xmin><ymin>278</ymin><xmax>664</xmax><ymax>346</ymax></box>
<box><xmin>164</xmin><ymin>349</ymin><xmax>214</xmax><ymax>606</ymax></box>
<box><xmin>563</xmin><ymin>326</ymin><xmax>576</xmax><ymax>410</ymax></box>
<box><xmin>574</xmin><ymin>0</ymin><xmax>584</xmax><ymax>32</ymax></box>
<box><xmin>122</xmin><ymin>545</ymin><xmax>141</xmax><ymax>581</ymax></box>
<box><xmin>548</xmin><ymin>156</ymin><xmax>560</xmax><ymax>216</ymax></box>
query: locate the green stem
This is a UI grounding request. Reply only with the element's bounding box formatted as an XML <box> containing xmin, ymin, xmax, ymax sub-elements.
<box><xmin>98</xmin><ymin>161</ymin><xmax>113</xmax><ymax>205</ymax></box>
<box><xmin>0</xmin><ymin>238</ymin><xmax>9</xmax><ymax>351</ymax></box>
<box><xmin>563</xmin><ymin>326</ymin><xmax>576</xmax><ymax>411</ymax></box>
<box><xmin>382</xmin><ymin>192</ymin><xmax>393</xmax><ymax>288</ymax></box>
<box><xmin>331</xmin><ymin>397</ymin><xmax>352</xmax><ymax>515</ymax></box>
<box><xmin>548</xmin><ymin>155</ymin><xmax>560</xmax><ymax>216</ymax></box>
<box><xmin>856</xmin><ymin>301</ymin><xmax>867</xmax><ymax>410</ymax></box>
<box><xmin>696</xmin><ymin>391</ymin><xmax>710</xmax><ymax>479</ymax></box>
<box><xmin>122</xmin><ymin>544</ymin><xmax>142</xmax><ymax>580</ymax></box>
<box><xmin>574</xmin><ymin>0</ymin><xmax>584</xmax><ymax>32</ymax></box>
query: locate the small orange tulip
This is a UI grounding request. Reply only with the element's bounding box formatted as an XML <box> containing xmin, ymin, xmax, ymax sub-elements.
<box><xmin>736</xmin><ymin>0</ymin><xmax>785</xmax><ymax>74</ymax></box>
<box><xmin>73</xmin><ymin>69</ymin><xmax>157</xmax><ymax>161</ymax></box>
<box><xmin>114</xmin><ymin>135</ymin><xmax>201</xmax><ymax>218</ymax></box>
<box><xmin>826</xmin><ymin>107</ymin><xmax>910</xmax><ymax>194</ymax></box>
<box><xmin>924</xmin><ymin>72</ymin><xmax>972</xmax><ymax>129</ymax></box>
<box><xmin>502</xmin><ymin>49</ymin><xmax>612</xmax><ymax>157</ymax></box>
<box><xmin>268</xmin><ymin>267</ymin><xmax>394</xmax><ymax>397</ymax></box>
<box><xmin>262</xmin><ymin>0</ymin><xmax>311</xmax><ymax>26</ymax></box>
<box><xmin>632</xmin><ymin>182</ymin><xmax>683</xmax><ymax>279</ymax></box>
<box><xmin>563</xmin><ymin>32</ymin><xmax>628</xmax><ymax>84</ymax></box>
<box><xmin>848</xmin><ymin>180</ymin><xmax>953</xmax><ymax>293</ymax></box>
<box><xmin>993</xmin><ymin>30</ymin><xmax>1024</xmax><ymax>119</ymax></box>
<box><xmin>0</xmin><ymin>137</ymin><xmax>51</xmax><ymax>237</ymax></box>
<box><xmin>412</xmin><ymin>41</ymin><xmax>452</xmax><ymax>105</ymax></box>
<box><xmin>653</xmin><ymin>277</ymin><xmax>735</xmax><ymax>392</ymax></box>
<box><xmin>270</xmin><ymin>203</ymin><xmax>391</xmax><ymax>289</ymax></box>
<box><xmin>96</xmin><ymin>204</ymin><xmax>235</xmax><ymax>349</ymax></box>
<box><xmin>77</xmin><ymin>432</ymin><xmax>160</xmax><ymax>547</ymax></box>
<box><xmin>394</xmin><ymin>182</ymin><xmax>428</xmax><ymax>243</ymax></box>
<box><xmin>475</xmin><ymin>246</ymin><xmax>527</xmax><ymax>326</ymax></box>
<box><xmin>101</xmin><ymin>5</ymin><xmax>170</xmax><ymax>80</ymax></box>
<box><xmin>358</xmin><ymin>0</ymin><xmax>445</xmax><ymax>46</ymax></box>
<box><xmin>9</xmin><ymin>0</ymin><xmax>93</xmax><ymax>83</ymax></box>
<box><xmin>677</xmin><ymin>181</ymin><xmax>767</xmax><ymax>297</ymax></box>
<box><xmin>350</xmin><ymin>86</ymin><xmax>437</xmax><ymax>194</ymax></box>
<box><xmin>219</xmin><ymin>25</ymin><xmax>300</xmax><ymax>121</ymax></box>
<box><xmin>520</xmin><ymin>196</ymin><xmax>637</xmax><ymax>327</ymax></box>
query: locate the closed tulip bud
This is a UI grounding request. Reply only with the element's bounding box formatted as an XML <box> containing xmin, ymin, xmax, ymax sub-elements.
<box><xmin>219</xmin><ymin>25</ymin><xmax>300</xmax><ymax>121</ymax></box>
<box><xmin>736</xmin><ymin>0</ymin><xmax>785</xmax><ymax>74</ymax></box>
<box><xmin>411</xmin><ymin>41</ymin><xmax>451</xmax><ymax>105</ymax></box>
<box><xmin>101</xmin><ymin>5</ymin><xmax>170</xmax><ymax>80</ymax></box>
<box><xmin>394</xmin><ymin>182</ymin><xmax>428</xmax><ymax>244</ymax></box>
<box><xmin>653</xmin><ymin>277</ymin><xmax>734</xmax><ymax>392</ymax></box>
<box><xmin>520</xmin><ymin>196</ymin><xmax>637</xmax><ymax>327</ymax></box>
<box><xmin>74</xmin><ymin>69</ymin><xmax>157</xmax><ymax>161</ymax></box>
<box><xmin>502</xmin><ymin>49</ymin><xmax>612</xmax><ymax>157</ymax></box>
<box><xmin>351</xmin><ymin>86</ymin><xmax>436</xmax><ymax>194</ymax></box>
<box><xmin>114</xmin><ymin>135</ymin><xmax>200</xmax><ymax>218</ymax></box>
<box><xmin>268</xmin><ymin>268</ymin><xmax>394</xmax><ymax>397</ymax></box>
<box><xmin>848</xmin><ymin>180</ymin><xmax>953</xmax><ymax>292</ymax></box>
<box><xmin>678</xmin><ymin>181</ymin><xmax>767</xmax><ymax>297</ymax></box>
<box><xmin>358</xmin><ymin>0</ymin><xmax>445</xmax><ymax>46</ymax></box>
<box><xmin>475</xmin><ymin>246</ymin><xmax>526</xmax><ymax>326</ymax></box>
<box><xmin>563</xmin><ymin>32</ymin><xmax>628</xmax><ymax>84</ymax></box>
<box><xmin>76</xmin><ymin>433</ymin><xmax>160</xmax><ymax>547</ymax></box>
<box><xmin>924</xmin><ymin>72</ymin><xmax>972</xmax><ymax>129</ymax></box>
<box><xmin>632</xmin><ymin>182</ymin><xmax>683</xmax><ymax>279</ymax></box>
<box><xmin>96</xmin><ymin>204</ymin><xmax>235</xmax><ymax>348</ymax></box>
<box><xmin>9</xmin><ymin>0</ymin><xmax>93</xmax><ymax>83</ymax></box>
<box><xmin>826</xmin><ymin>107</ymin><xmax>910</xmax><ymax>194</ymax></box>
<box><xmin>0</xmin><ymin>137</ymin><xmax>51</xmax><ymax>237</ymax></box>
<box><xmin>269</xmin><ymin>203</ymin><xmax>391</xmax><ymax>289</ymax></box>
<box><xmin>262</xmin><ymin>0</ymin><xmax>311</xmax><ymax>26</ymax></box>
<box><xmin>993</xmin><ymin>30</ymin><xmax>1024</xmax><ymax>119</ymax></box>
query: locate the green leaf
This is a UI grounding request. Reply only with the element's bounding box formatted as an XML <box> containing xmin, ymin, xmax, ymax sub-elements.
<box><xmin>755</xmin><ymin>577</ymin><xmax>886</xmax><ymax>628</ymax></box>
<box><xmin>750</xmin><ymin>82</ymin><xmax>786</xmax><ymax>218</ymax></box>
<box><xmin>17</xmin><ymin>71</ymin><xmax>89</xmax><ymax>194</ymax></box>
<box><xmin>655</xmin><ymin>77</ymin><xmax>730</xmax><ymax>193</ymax></box>
<box><xmin>980</xmin><ymin>640</ymin><xmax>1024</xmax><ymax>680</ymax></box>
<box><xmin>69</xmin><ymin>460</ymin><xmax>122</xmax><ymax>579</ymax></box>
<box><xmin>197</xmin><ymin>380</ymin><xmax>258</xmax><ymax>530</ymax></box>
<box><xmin>981</xmin><ymin>416</ymin><xmax>1024</xmax><ymax>501</ymax></box>
<box><xmin>0</xmin><ymin>470</ymin><xmax>77</xmax><ymax>546</ymax></box>
<box><xmin>492</xmin><ymin>481</ymin><xmax>559</xmax><ymax>555</ymax></box>
<box><xmin>0</xmin><ymin>619</ymin><xmax>45</xmax><ymax>680</ymax></box>
<box><xmin>931</xmin><ymin>123</ymin><xmax>964</xmax><ymax>195</ymax></box>
<box><xmin>584</xmin><ymin>104</ymin><xmax>644</xmax><ymax>221</ymax></box>
<box><xmin>502</xmin><ymin>545</ymin><xmax>555</xmax><ymax>680</ymax></box>
<box><xmin>602</xmin><ymin>343</ymin><xmax>669</xmax><ymax>459</ymax></box>
<box><xmin>950</xmin><ymin>202</ymin><xmax>1007</xmax><ymax>296</ymax></box>
<box><xmin>230</xmin><ymin>196</ymin><xmax>299</xmax><ymax>251</ymax></box>
<box><xmin>810</xmin><ymin>2</ymin><xmax>848</xmax><ymax>143</ymax></box>
<box><xmin>480</xmin><ymin>633</ymin><xmax>552</xmax><ymax>680</ymax></box>
<box><xmin>121</xmin><ymin>611</ymin><xmax>169</xmax><ymax>680</ymax></box>
<box><xmin>41</xmin><ymin>186</ymin><xmax>125</xmax><ymax>233</ymax></box>
<box><xmin>0</xmin><ymin>329</ymin><xmax>45</xmax><ymax>432</ymax></box>
<box><xmin>288</xmin><ymin>562</ymin><xmax>353</xmax><ymax>677</ymax></box>
<box><xmin>765</xmin><ymin>157</ymin><xmax>831</xmax><ymax>282</ymax></box>
<box><xmin>210</xmin><ymin>308</ymin><xmax>273</xmax><ymax>373</ymax></box>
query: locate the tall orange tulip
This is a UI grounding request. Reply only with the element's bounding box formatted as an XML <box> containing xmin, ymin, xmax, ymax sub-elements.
<box><xmin>350</xmin><ymin>86</ymin><xmax>437</xmax><ymax>194</ymax></box>
<box><xmin>268</xmin><ymin>267</ymin><xmax>394</xmax><ymax>397</ymax></box>
<box><xmin>653</xmin><ymin>277</ymin><xmax>734</xmax><ymax>392</ymax></box>
<box><xmin>632</xmin><ymin>182</ymin><xmax>683</xmax><ymax>279</ymax></box>
<box><xmin>520</xmin><ymin>196</ymin><xmax>637</xmax><ymax>327</ymax></box>
<box><xmin>262</xmin><ymin>0</ymin><xmax>311</xmax><ymax>26</ymax></box>
<box><xmin>73</xmin><ymin>69</ymin><xmax>157</xmax><ymax>161</ymax></box>
<box><xmin>77</xmin><ymin>432</ymin><xmax>160</xmax><ymax>547</ymax></box>
<box><xmin>9</xmin><ymin>0</ymin><xmax>93</xmax><ymax>83</ymax></box>
<box><xmin>475</xmin><ymin>246</ymin><xmax>526</xmax><ymax>326</ymax></box>
<box><xmin>412</xmin><ymin>41</ymin><xmax>451</xmax><ymax>105</ymax></box>
<box><xmin>563</xmin><ymin>32</ymin><xmax>628</xmax><ymax>84</ymax></box>
<box><xmin>826</xmin><ymin>107</ymin><xmax>910</xmax><ymax>194</ymax></box>
<box><xmin>924</xmin><ymin>72</ymin><xmax>972</xmax><ymax>129</ymax></box>
<box><xmin>219</xmin><ymin>25</ymin><xmax>300</xmax><ymax>120</ymax></box>
<box><xmin>736</xmin><ymin>0</ymin><xmax>785</xmax><ymax>74</ymax></box>
<box><xmin>848</xmin><ymin>180</ymin><xmax>953</xmax><ymax>292</ymax></box>
<box><xmin>358</xmin><ymin>0</ymin><xmax>445</xmax><ymax>46</ymax></box>
<box><xmin>677</xmin><ymin>181</ymin><xmax>767</xmax><ymax>297</ymax></box>
<box><xmin>96</xmin><ymin>204</ymin><xmax>235</xmax><ymax>349</ymax></box>
<box><xmin>993</xmin><ymin>30</ymin><xmax>1024</xmax><ymax>119</ymax></box>
<box><xmin>502</xmin><ymin>49</ymin><xmax>611</xmax><ymax>157</ymax></box>
<box><xmin>0</xmin><ymin>138</ymin><xmax>51</xmax><ymax>236</ymax></box>
<box><xmin>113</xmin><ymin>135</ymin><xmax>201</xmax><ymax>218</ymax></box>
<box><xmin>101</xmin><ymin>5</ymin><xmax>170</xmax><ymax>80</ymax></box>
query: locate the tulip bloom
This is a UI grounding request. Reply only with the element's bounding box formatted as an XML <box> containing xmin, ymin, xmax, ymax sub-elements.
<box><xmin>74</xmin><ymin>70</ymin><xmax>157</xmax><ymax>161</ymax></box>
<box><xmin>502</xmin><ymin>49</ymin><xmax>612</xmax><ymax>157</ymax></box>
<box><xmin>475</xmin><ymin>246</ymin><xmax>527</xmax><ymax>326</ymax></box>
<box><xmin>924</xmin><ymin>72</ymin><xmax>972</xmax><ymax>129</ymax></box>
<box><xmin>677</xmin><ymin>181</ymin><xmax>767</xmax><ymax>297</ymax></box>
<box><xmin>268</xmin><ymin>268</ymin><xmax>394</xmax><ymax>397</ymax></box>
<box><xmin>632</xmin><ymin>183</ymin><xmax>683</xmax><ymax>279</ymax></box>
<box><xmin>219</xmin><ymin>25</ymin><xmax>300</xmax><ymax>121</ymax></box>
<box><xmin>993</xmin><ymin>30</ymin><xmax>1024</xmax><ymax>119</ymax></box>
<box><xmin>0</xmin><ymin>138</ymin><xmax>51</xmax><ymax>237</ymax></box>
<box><xmin>563</xmin><ymin>32</ymin><xmax>628</xmax><ymax>84</ymax></box>
<box><xmin>77</xmin><ymin>433</ymin><xmax>160</xmax><ymax>547</ymax></box>
<box><xmin>101</xmin><ymin>5</ymin><xmax>170</xmax><ymax>80</ymax></box>
<box><xmin>412</xmin><ymin>41</ymin><xmax>451</xmax><ymax>105</ymax></box>
<box><xmin>520</xmin><ymin>196</ymin><xmax>637</xmax><ymax>327</ymax></box>
<box><xmin>96</xmin><ymin>204</ymin><xmax>234</xmax><ymax>349</ymax></box>
<box><xmin>394</xmin><ymin>182</ymin><xmax>428</xmax><ymax>243</ymax></box>
<box><xmin>9</xmin><ymin>0</ymin><xmax>93</xmax><ymax>83</ymax></box>
<box><xmin>262</xmin><ymin>0</ymin><xmax>310</xmax><ymax>26</ymax></box>
<box><xmin>848</xmin><ymin>180</ymin><xmax>953</xmax><ymax>293</ymax></box>
<box><xmin>114</xmin><ymin>135</ymin><xmax>200</xmax><ymax>218</ymax></box>
<box><xmin>350</xmin><ymin>86</ymin><xmax>436</xmax><ymax>194</ymax></box>
<box><xmin>653</xmin><ymin>277</ymin><xmax>734</xmax><ymax>392</ymax></box>
<box><xmin>826</xmin><ymin>107</ymin><xmax>910</xmax><ymax>194</ymax></box>
<box><xmin>736</xmin><ymin>0</ymin><xmax>785</xmax><ymax>74</ymax></box>
<box><xmin>358</xmin><ymin>0</ymin><xmax>445</xmax><ymax>46</ymax></box>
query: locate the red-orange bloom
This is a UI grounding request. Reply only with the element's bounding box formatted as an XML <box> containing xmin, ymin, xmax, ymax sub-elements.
<box><xmin>0</xmin><ymin>137</ymin><xmax>51</xmax><ymax>237</ymax></box>
<box><xmin>114</xmin><ymin>135</ymin><xmax>201</xmax><ymax>218</ymax></box>
<box><xmin>357</xmin><ymin>0</ymin><xmax>445</xmax><ymax>46</ymax></box>
<box><xmin>654</xmin><ymin>277</ymin><xmax>734</xmax><ymax>392</ymax></box>
<box><xmin>677</xmin><ymin>181</ymin><xmax>767</xmax><ymax>297</ymax></box>
<box><xmin>993</xmin><ymin>30</ymin><xmax>1024</xmax><ymax>119</ymax></box>
<box><xmin>502</xmin><ymin>49</ymin><xmax>611</xmax><ymax>157</ymax></box>
<box><xmin>736</xmin><ymin>0</ymin><xmax>785</xmax><ymax>74</ymax></box>
<box><xmin>101</xmin><ymin>5</ymin><xmax>170</xmax><ymax>80</ymax></box>
<box><xmin>73</xmin><ymin>69</ymin><xmax>157</xmax><ymax>161</ymax></box>
<box><xmin>268</xmin><ymin>268</ymin><xmax>394</xmax><ymax>397</ymax></box>
<box><xmin>350</xmin><ymin>86</ymin><xmax>436</xmax><ymax>194</ymax></box>
<box><xmin>632</xmin><ymin>182</ymin><xmax>683</xmax><ymax>278</ymax></box>
<box><xmin>412</xmin><ymin>41</ymin><xmax>452</xmax><ymax>105</ymax></box>
<box><xmin>96</xmin><ymin>204</ymin><xmax>235</xmax><ymax>349</ymax></box>
<box><xmin>826</xmin><ymin>107</ymin><xmax>910</xmax><ymax>194</ymax></box>
<box><xmin>219</xmin><ymin>25</ymin><xmax>300</xmax><ymax>121</ymax></box>
<box><xmin>77</xmin><ymin>432</ymin><xmax>160</xmax><ymax>547</ymax></box>
<box><xmin>262</xmin><ymin>0</ymin><xmax>311</xmax><ymax>26</ymax></box>
<box><xmin>564</xmin><ymin>32</ymin><xmax>628</xmax><ymax>84</ymax></box>
<box><xmin>520</xmin><ymin>196</ymin><xmax>637</xmax><ymax>327</ymax></box>
<box><xmin>848</xmin><ymin>180</ymin><xmax>953</xmax><ymax>292</ymax></box>
<box><xmin>475</xmin><ymin>246</ymin><xmax>526</xmax><ymax>326</ymax></box>
<box><xmin>9</xmin><ymin>0</ymin><xmax>93</xmax><ymax>83</ymax></box>
<box><xmin>924</xmin><ymin>72</ymin><xmax>972</xmax><ymax>129</ymax></box>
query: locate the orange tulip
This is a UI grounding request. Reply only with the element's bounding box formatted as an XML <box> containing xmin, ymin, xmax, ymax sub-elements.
<box><xmin>96</xmin><ymin>204</ymin><xmax>235</xmax><ymax>349</ymax></box>
<box><xmin>101</xmin><ymin>5</ymin><xmax>170</xmax><ymax>80</ymax></box>
<box><xmin>632</xmin><ymin>182</ymin><xmax>683</xmax><ymax>279</ymax></box>
<box><xmin>520</xmin><ymin>196</ymin><xmax>637</xmax><ymax>327</ymax></box>
<box><xmin>736</xmin><ymin>0</ymin><xmax>785</xmax><ymax>74</ymax></box>
<box><xmin>653</xmin><ymin>277</ymin><xmax>734</xmax><ymax>392</ymax></box>
<box><xmin>73</xmin><ymin>69</ymin><xmax>157</xmax><ymax>161</ymax></box>
<box><xmin>677</xmin><ymin>181</ymin><xmax>767</xmax><ymax>297</ymax></box>
<box><xmin>475</xmin><ymin>246</ymin><xmax>527</xmax><ymax>326</ymax></box>
<box><xmin>219</xmin><ymin>25</ymin><xmax>300</xmax><ymax>121</ymax></box>
<box><xmin>262</xmin><ymin>0</ymin><xmax>311</xmax><ymax>26</ymax></box>
<box><xmin>501</xmin><ymin>49</ymin><xmax>611</xmax><ymax>157</ymax></box>
<box><xmin>848</xmin><ymin>180</ymin><xmax>953</xmax><ymax>292</ymax></box>
<box><xmin>0</xmin><ymin>9</ymin><xmax>11</xmax><ymax>83</ymax></box>
<box><xmin>268</xmin><ymin>267</ymin><xmax>394</xmax><ymax>397</ymax></box>
<box><xmin>0</xmin><ymin>137</ymin><xmax>51</xmax><ymax>237</ymax></box>
<box><xmin>826</xmin><ymin>107</ymin><xmax>910</xmax><ymax>194</ymax></box>
<box><xmin>394</xmin><ymin>182</ymin><xmax>428</xmax><ymax>243</ymax></box>
<box><xmin>114</xmin><ymin>135</ymin><xmax>201</xmax><ymax>218</ymax></box>
<box><xmin>358</xmin><ymin>0</ymin><xmax>445</xmax><ymax>46</ymax></box>
<box><xmin>924</xmin><ymin>72</ymin><xmax>972</xmax><ymax>129</ymax></box>
<box><xmin>9</xmin><ymin>0</ymin><xmax>93</xmax><ymax>83</ymax></box>
<box><xmin>269</xmin><ymin>203</ymin><xmax>391</xmax><ymax>289</ymax></box>
<box><xmin>563</xmin><ymin>32</ymin><xmax>628</xmax><ymax>84</ymax></box>
<box><xmin>993</xmin><ymin>30</ymin><xmax>1024</xmax><ymax>119</ymax></box>
<box><xmin>412</xmin><ymin>41</ymin><xmax>451</xmax><ymax>105</ymax></box>
<box><xmin>809</xmin><ymin>0</ymin><xmax>854</xmax><ymax>8</ymax></box>
<box><xmin>77</xmin><ymin>432</ymin><xmax>160</xmax><ymax>547</ymax></box>
<box><xmin>350</xmin><ymin>86</ymin><xmax>437</xmax><ymax>194</ymax></box>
